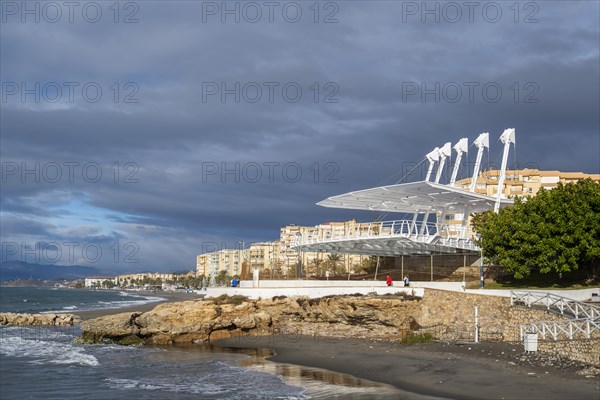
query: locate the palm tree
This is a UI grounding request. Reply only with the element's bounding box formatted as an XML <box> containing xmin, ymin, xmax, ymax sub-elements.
<box><xmin>309</xmin><ymin>257</ymin><xmax>323</xmax><ymax>276</ymax></box>
<box><xmin>326</xmin><ymin>253</ymin><xmax>343</xmax><ymax>275</ymax></box>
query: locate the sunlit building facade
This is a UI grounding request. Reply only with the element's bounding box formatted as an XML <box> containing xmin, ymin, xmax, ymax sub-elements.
<box><xmin>196</xmin><ymin>221</ymin><xmax>367</xmax><ymax>278</ymax></box>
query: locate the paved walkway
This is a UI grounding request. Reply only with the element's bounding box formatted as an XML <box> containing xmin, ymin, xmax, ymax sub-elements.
<box><xmin>198</xmin><ymin>280</ymin><xmax>599</xmax><ymax>301</ymax></box>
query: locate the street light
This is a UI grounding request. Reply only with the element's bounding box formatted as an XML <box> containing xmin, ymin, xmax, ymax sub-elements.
<box><xmin>296</xmin><ymin>233</ymin><xmax>303</xmax><ymax>279</ymax></box>
<box><xmin>237</xmin><ymin>241</ymin><xmax>246</xmax><ymax>279</ymax></box>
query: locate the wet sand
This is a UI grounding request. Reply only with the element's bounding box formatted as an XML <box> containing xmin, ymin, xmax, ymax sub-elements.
<box><xmin>76</xmin><ymin>291</ymin><xmax>205</xmax><ymax>320</ymax></box>
<box><xmin>215</xmin><ymin>335</ymin><xmax>600</xmax><ymax>400</ymax></box>
<box><xmin>72</xmin><ymin>293</ymin><xmax>599</xmax><ymax>398</ymax></box>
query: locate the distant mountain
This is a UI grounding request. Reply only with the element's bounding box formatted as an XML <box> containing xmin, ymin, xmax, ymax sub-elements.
<box><xmin>0</xmin><ymin>261</ymin><xmax>109</xmax><ymax>281</ymax></box>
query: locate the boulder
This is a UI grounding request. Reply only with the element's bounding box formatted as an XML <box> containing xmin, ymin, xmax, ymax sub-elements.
<box><xmin>78</xmin><ymin>295</ymin><xmax>421</xmax><ymax>345</ymax></box>
<box><xmin>0</xmin><ymin>312</ymin><xmax>80</xmax><ymax>326</ymax></box>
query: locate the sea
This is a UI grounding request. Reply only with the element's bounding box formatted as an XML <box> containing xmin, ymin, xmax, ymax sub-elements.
<box><xmin>0</xmin><ymin>287</ymin><xmax>439</xmax><ymax>399</ymax></box>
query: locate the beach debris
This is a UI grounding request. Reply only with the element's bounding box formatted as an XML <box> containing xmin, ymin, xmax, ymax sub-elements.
<box><xmin>576</xmin><ymin>366</ymin><xmax>600</xmax><ymax>376</ymax></box>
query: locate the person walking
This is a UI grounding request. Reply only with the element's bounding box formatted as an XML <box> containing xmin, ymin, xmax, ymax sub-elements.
<box><xmin>403</xmin><ymin>275</ymin><xmax>410</xmax><ymax>287</ymax></box>
<box><xmin>386</xmin><ymin>275</ymin><xmax>392</xmax><ymax>286</ymax></box>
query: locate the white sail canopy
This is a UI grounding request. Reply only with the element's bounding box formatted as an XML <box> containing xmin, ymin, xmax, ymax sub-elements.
<box><xmin>317</xmin><ymin>181</ymin><xmax>513</xmax><ymax>214</ymax></box>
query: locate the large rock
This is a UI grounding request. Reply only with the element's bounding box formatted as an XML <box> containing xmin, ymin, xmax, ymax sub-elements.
<box><xmin>79</xmin><ymin>312</ymin><xmax>141</xmax><ymax>344</ymax></box>
<box><xmin>78</xmin><ymin>299</ymin><xmax>276</xmax><ymax>345</ymax></box>
<box><xmin>0</xmin><ymin>312</ymin><xmax>80</xmax><ymax>326</ymax></box>
<box><xmin>78</xmin><ymin>294</ymin><xmax>421</xmax><ymax>345</ymax></box>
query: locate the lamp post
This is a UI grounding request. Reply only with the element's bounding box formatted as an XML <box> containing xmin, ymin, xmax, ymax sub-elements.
<box><xmin>296</xmin><ymin>233</ymin><xmax>302</xmax><ymax>279</ymax></box>
<box><xmin>237</xmin><ymin>241</ymin><xmax>245</xmax><ymax>279</ymax></box>
<box><xmin>480</xmin><ymin>251</ymin><xmax>484</xmax><ymax>288</ymax></box>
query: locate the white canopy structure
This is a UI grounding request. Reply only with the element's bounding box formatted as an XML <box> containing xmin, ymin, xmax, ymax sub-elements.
<box><xmin>292</xmin><ymin>130</ymin><xmax>517</xmax><ymax>256</ymax></box>
<box><xmin>316</xmin><ymin>180</ymin><xmax>513</xmax><ymax>214</ymax></box>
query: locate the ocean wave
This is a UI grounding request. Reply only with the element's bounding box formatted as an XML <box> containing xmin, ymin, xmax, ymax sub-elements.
<box><xmin>42</xmin><ymin>292</ymin><xmax>165</xmax><ymax>314</ymax></box>
<box><xmin>0</xmin><ymin>330</ymin><xmax>98</xmax><ymax>367</ymax></box>
<box><xmin>1</xmin><ymin>326</ymin><xmax>72</xmax><ymax>339</ymax></box>
<box><xmin>92</xmin><ymin>297</ymin><xmax>165</xmax><ymax>309</ymax></box>
<box><xmin>106</xmin><ymin>361</ymin><xmax>307</xmax><ymax>399</ymax></box>
<box><xmin>118</xmin><ymin>291</ymin><xmax>166</xmax><ymax>303</ymax></box>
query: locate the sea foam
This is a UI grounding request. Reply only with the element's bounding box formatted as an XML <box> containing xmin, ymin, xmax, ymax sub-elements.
<box><xmin>105</xmin><ymin>361</ymin><xmax>307</xmax><ymax>399</ymax></box>
<box><xmin>0</xmin><ymin>327</ymin><xmax>98</xmax><ymax>367</ymax></box>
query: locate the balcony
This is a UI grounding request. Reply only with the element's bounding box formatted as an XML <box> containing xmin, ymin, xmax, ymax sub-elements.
<box><xmin>291</xmin><ymin>219</ymin><xmax>479</xmax><ymax>255</ymax></box>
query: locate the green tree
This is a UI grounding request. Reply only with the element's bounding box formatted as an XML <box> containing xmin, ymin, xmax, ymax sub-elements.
<box><xmin>215</xmin><ymin>270</ymin><xmax>231</xmax><ymax>286</ymax></box>
<box><xmin>472</xmin><ymin>179</ymin><xmax>600</xmax><ymax>279</ymax></box>
<box><xmin>360</xmin><ymin>256</ymin><xmax>378</xmax><ymax>273</ymax></box>
<box><xmin>308</xmin><ymin>257</ymin><xmax>323</xmax><ymax>276</ymax></box>
<box><xmin>102</xmin><ymin>280</ymin><xmax>116</xmax><ymax>289</ymax></box>
<box><xmin>324</xmin><ymin>253</ymin><xmax>344</xmax><ymax>275</ymax></box>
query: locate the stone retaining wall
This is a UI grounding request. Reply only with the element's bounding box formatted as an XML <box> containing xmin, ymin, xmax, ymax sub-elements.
<box><xmin>538</xmin><ymin>338</ymin><xmax>600</xmax><ymax>366</ymax></box>
<box><xmin>417</xmin><ymin>289</ymin><xmax>599</xmax><ymax>365</ymax></box>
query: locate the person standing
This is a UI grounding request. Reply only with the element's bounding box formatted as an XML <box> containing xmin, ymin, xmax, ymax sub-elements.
<box><xmin>386</xmin><ymin>275</ymin><xmax>392</xmax><ymax>286</ymax></box>
<box><xmin>403</xmin><ymin>276</ymin><xmax>410</xmax><ymax>287</ymax></box>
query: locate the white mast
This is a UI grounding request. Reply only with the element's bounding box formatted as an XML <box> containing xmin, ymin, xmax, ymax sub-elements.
<box><xmin>494</xmin><ymin>128</ymin><xmax>516</xmax><ymax>212</ymax></box>
<box><xmin>425</xmin><ymin>147</ymin><xmax>439</xmax><ymax>182</ymax></box>
<box><xmin>469</xmin><ymin>133</ymin><xmax>489</xmax><ymax>192</ymax></box>
<box><xmin>434</xmin><ymin>142</ymin><xmax>452</xmax><ymax>183</ymax></box>
<box><xmin>450</xmin><ymin>138</ymin><xmax>468</xmax><ymax>186</ymax></box>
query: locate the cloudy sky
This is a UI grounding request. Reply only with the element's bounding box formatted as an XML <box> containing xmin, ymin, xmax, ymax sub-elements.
<box><xmin>1</xmin><ymin>0</ymin><xmax>598</xmax><ymax>273</ymax></box>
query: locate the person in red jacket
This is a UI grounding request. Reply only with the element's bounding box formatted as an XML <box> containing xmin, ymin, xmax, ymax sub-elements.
<box><xmin>386</xmin><ymin>275</ymin><xmax>392</xmax><ymax>286</ymax></box>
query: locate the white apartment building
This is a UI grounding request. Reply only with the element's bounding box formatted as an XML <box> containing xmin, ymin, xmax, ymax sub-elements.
<box><xmin>197</xmin><ymin>220</ymin><xmax>368</xmax><ymax>278</ymax></box>
<box><xmin>84</xmin><ymin>276</ymin><xmax>116</xmax><ymax>288</ymax></box>
<box><xmin>196</xmin><ymin>248</ymin><xmax>245</xmax><ymax>278</ymax></box>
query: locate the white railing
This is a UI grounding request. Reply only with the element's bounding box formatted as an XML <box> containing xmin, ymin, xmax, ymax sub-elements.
<box><xmin>520</xmin><ymin>317</ymin><xmax>600</xmax><ymax>341</ymax></box>
<box><xmin>291</xmin><ymin>219</ymin><xmax>482</xmax><ymax>252</ymax></box>
<box><xmin>512</xmin><ymin>290</ymin><xmax>600</xmax><ymax>341</ymax></box>
<box><xmin>434</xmin><ymin>236</ymin><xmax>480</xmax><ymax>251</ymax></box>
<box><xmin>291</xmin><ymin>219</ymin><xmax>440</xmax><ymax>247</ymax></box>
<box><xmin>510</xmin><ymin>291</ymin><xmax>600</xmax><ymax>320</ymax></box>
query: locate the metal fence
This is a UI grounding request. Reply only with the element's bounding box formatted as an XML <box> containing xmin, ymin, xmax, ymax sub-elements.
<box><xmin>519</xmin><ymin>317</ymin><xmax>600</xmax><ymax>341</ymax></box>
<box><xmin>510</xmin><ymin>290</ymin><xmax>600</xmax><ymax>320</ymax></box>
<box><xmin>511</xmin><ymin>290</ymin><xmax>600</xmax><ymax>341</ymax></box>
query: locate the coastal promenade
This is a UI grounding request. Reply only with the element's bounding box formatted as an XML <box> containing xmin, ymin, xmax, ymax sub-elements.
<box><xmin>200</xmin><ymin>279</ymin><xmax>599</xmax><ymax>301</ymax></box>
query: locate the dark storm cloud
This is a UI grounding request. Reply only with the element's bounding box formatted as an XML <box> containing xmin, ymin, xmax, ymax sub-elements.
<box><xmin>1</xmin><ymin>0</ymin><xmax>598</xmax><ymax>271</ymax></box>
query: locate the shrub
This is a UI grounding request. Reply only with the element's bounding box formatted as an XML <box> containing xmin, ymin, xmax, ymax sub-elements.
<box><xmin>212</xmin><ymin>294</ymin><xmax>249</xmax><ymax>305</ymax></box>
<box><xmin>400</xmin><ymin>332</ymin><xmax>435</xmax><ymax>344</ymax></box>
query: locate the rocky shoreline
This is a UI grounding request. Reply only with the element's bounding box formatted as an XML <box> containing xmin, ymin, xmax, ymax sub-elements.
<box><xmin>2</xmin><ymin>291</ymin><xmax>599</xmax><ymax>399</ymax></box>
<box><xmin>3</xmin><ymin>292</ymin><xmax>598</xmax><ymax>375</ymax></box>
<box><xmin>0</xmin><ymin>312</ymin><xmax>80</xmax><ymax>326</ymax></box>
<box><xmin>75</xmin><ymin>294</ymin><xmax>422</xmax><ymax>345</ymax></box>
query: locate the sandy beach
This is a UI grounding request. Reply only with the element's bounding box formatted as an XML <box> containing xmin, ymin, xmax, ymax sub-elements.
<box><xmin>215</xmin><ymin>335</ymin><xmax>600</xmax><ymax>400</ymax></box>
<box><xmin>75</xmin><ymin>291</ymin><xmax>205</xmax><ymax>320</ymax></box>
<box><xmin>72</xmin><ymin>294</ymin><xmax>599</xmax><ymax>399</ymax></box>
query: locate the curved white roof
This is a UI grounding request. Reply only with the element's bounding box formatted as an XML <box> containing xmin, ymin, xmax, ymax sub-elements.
<box><xmin>317</xmin><ymin>181</ymin><xmax>513</xmax><ymax>214</ymax></box>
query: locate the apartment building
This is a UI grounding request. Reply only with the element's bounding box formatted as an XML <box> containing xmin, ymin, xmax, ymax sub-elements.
<box><xmin>196</xmin><ymin>221</ymin><xmax>367</xmax><ymax>278</ymax></box>
<box><xmin>444</xmin><ymin>168</ymin><xmax>600</xmax><ymax>238</ymax></box>
<box><xmin>248</xmin><ymin>242</ymin><xmax>280</xmax><ymax>271</ymax></box>
<box><xmin>196</xmin><ymin>248</ymin><xmax>245</xmax><ymax>278</ymax></box>
<box><xmin>84</xmin><ymin>276</ymin><xmax>116</xmax><ymax>288</ymax></box>
<box><xmin>456</xmin><ymin>168</ymin><xmax>599</xmax><ymax>198</ymax></box>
